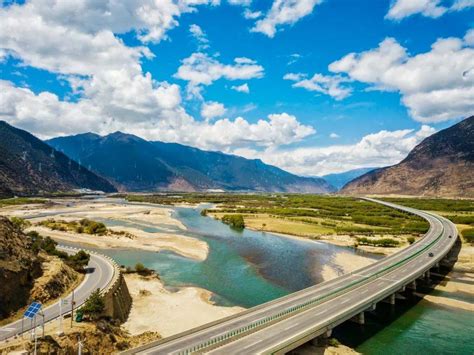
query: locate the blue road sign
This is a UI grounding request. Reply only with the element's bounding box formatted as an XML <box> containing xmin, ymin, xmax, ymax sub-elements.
<box><xmin>24</xmin><ymin>302</ymin><xmax>41</xmax><ymax>319</ymax></box>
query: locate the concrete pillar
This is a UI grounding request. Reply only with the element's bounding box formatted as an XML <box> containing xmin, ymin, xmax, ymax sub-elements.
<box><xmin>350</xmin><ymin>312</ymin><xmax>365</xmax><ymax>325</ymax></box>
<box><xmin>407</xmin><ymin>280</ymin><xmax>417</xmax><ymax>290</ymax></box>
<box><xmin>382</xmin><ymin>294</ymin><xmax>396</xmax><ymax>305</ymax></box>
<box><xmin>425</xmin><ymin>270</ymin><xmax>431</xmax><ymax>279</ymax></box>
<box><xmin>367</xmin><ymin>303</ymin><xmax>376</xmax><ymax>312</ymax></box>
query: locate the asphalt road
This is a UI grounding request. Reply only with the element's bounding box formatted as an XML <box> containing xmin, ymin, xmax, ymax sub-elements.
<box><xmin>0</xmin><ymin>247</ymin><xmax>115</xmax><ymax>342</ymax></box>
<box><xmin>127</xmin><ymin>198</ymin><xmax>457</xmax><ymax>355</ymax></box>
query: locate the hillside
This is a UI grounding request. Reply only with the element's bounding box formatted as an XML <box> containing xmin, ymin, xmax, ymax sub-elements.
<box><xmin>341</xmin><ymin>116</ymin><xmax>474</xmax><ymax>197</ymax></box>
<box><xmin>0</xmin><ymin>217</ymin><xmax>42</xmax><ymax>318</ymax></box>
<box><xmin>0</xmin><ymin>121</ymin><xmax>116</xmax><ymax>197</ymax></box>
<box><xmin>322</xmin><ymin>167</ymin><xmax>376</xmax><ymax>190</ymax></box>
<box><xmin>47</xmin><ymin>132</ymin><xmax>334</xmax><ymax>193</ymax></box>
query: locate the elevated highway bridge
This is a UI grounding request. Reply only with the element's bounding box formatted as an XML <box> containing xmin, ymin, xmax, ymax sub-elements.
<box><xmin>124</xmin><ymin>198</ymin><xmax>458</xmax><ymax>355</ymax></box>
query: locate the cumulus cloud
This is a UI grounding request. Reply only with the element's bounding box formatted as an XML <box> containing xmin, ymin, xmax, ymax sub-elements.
<box><xmin>251</xmin><ymin>0</ymin><xmax>323</xmax><ymax>37</ymax></box>
<box><xmin>201</xmin><ymin>101</ymin><xmax>227</xmax><ymax>120</ymax></box>
<box><xmin>329</xmin><ymin>133</ymin><xmax>340</xmax><ymax>139</ymax></box>
<box><xmin>234</xmin><ymin>125</ymin><xmax>436</xmax><ymax>176</ymax></box>
<box><xmin>243</xmin><ymin>9</ymin><xmax>262</xmax><ymax>19</ymax></box>
<box><xmin>189</xmin><ymin>24</ymin><xmax>209</xmax><ymax>49</ymax></box>
<box><xmin>329</xmin><ymin>32</ymin><xmax>474</xmax><ymax>122</ymax></box>
<box><xmin>175</xmin><ymin>52</ymin><xmax>264</xmax><ymax>98</ymax></box>
<box><xmin>386</xmin><ymin>0</ymin><xmax>474</xmax><ymax>20</ymax></box>
<box><xmin>284</xmin><ymin>72</ymin><xmax>352</xmax><ymax>100</ymax></box>
<box><xmin>231</xmin><ymin>83</ymin><xmax>250</xmax><ymax>93</ymax></box>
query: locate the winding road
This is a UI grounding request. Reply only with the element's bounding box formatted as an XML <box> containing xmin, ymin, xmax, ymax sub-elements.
<box><xmin>0</xmin><ymin>247</ymin><xmax>116</xmax><ymax>342</ymax></box>
<box><xmin>125</xmin><ymin>198</ymin><xmax>458</xmax><ymax>355</ymax></box>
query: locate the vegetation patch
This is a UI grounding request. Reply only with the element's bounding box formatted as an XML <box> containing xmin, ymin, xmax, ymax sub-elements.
<box><xmin>356</xmin><ymin>237</ymin><xmax>400</xmax><ymax>247</ymax></box>
<box><xmin>221</xmin><ymin>214</ymin><xmax>245</xmax><ymax>230</ymax></box>
<box><xmin>37</xmin><ymin>218</ymin><xmax>135</xmax><ymax>238</ymax></box>
<box><xmin>27</xmin><ymin>230</ymin><xmax>90</xmax><ymax>272</ymax></box>
<box><xmin>461</xmin><ymin>228</ymin><xmax>474</xmax><ymax>244</ymax></box>
<box><xmin>0</xmin><ymin>197</ymin><xmax>46</xmax><ymax>207</ymax></box>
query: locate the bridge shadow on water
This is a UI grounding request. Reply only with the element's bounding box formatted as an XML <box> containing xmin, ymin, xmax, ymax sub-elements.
<box><xmin>291</xmin><ymin>237</ymin><xmax>462</xmax><ymax>354</ymax></box>
<box><xmin>332</xmin><ymin>237</ymin><xmax>462</xmax><ymax>350</ymax></box>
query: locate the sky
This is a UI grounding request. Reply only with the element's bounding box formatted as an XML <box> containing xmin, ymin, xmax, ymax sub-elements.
<box><xmin>0</xmin><ymin>0</ymin><xmax>473</xmax><ymax>176</ymax></box>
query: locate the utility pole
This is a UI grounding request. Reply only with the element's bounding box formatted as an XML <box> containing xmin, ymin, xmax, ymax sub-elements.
<box><xmin>71</xmin><ymin>290</ymin><xmax>75</xmax><ymax>328</ymax></box>
<box><xmin>58</xmin><ymin>298</ymin><xmax>63</xmax><ymax>335</ymax></box>
<box><xmin>78</xmin><ymin>336</ymin><xmax>83</xmax><ymax>355</ymax></box>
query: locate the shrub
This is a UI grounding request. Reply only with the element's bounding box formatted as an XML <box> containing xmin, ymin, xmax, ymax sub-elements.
<box><xmin>328</xmin><ymin>338</ymin><xmax>341</xmax><ymax>347</ymax></box>
<box><xmin>135</xmin><ymin>262</ymin><xmax>153</xmax><ymax>276</ymax></box>
<box><xmin>407</xmin><ymin>237</ymin><xmax>415</xmax><ymax>245</ymax></box>
<box><xmin>462</xmin><ymin>228</ymin><xmax>474</xmax><ymax>244</ymax></box>
<box><xmin>10</xmin><ymin>216</ymin><xmax>30</xmax><ymax>230</ymax></box>
<box><xmin>221</xmin><ymin>214</ymin><xmax>245</xmax><ymax>229</ymax></box>
<box><xmin>356</xmin><ymin>237</ymin><xmax>400</xmax><ymax>247</ymax></box>
<box><xmin>81</xmin><ymin>289</ymin><xmax>105</xmax><ymax>320</ymax></box>
<box><xmin>67</xmin><ymin>250</ymin><xmax>90</xmax><ymax>271</ymax></box>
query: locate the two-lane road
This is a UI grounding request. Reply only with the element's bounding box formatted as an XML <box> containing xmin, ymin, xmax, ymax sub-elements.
<box><xmin>0</xmin><ymin>248</ymin><xmax>115</xmax><ymax>342</ymax></box>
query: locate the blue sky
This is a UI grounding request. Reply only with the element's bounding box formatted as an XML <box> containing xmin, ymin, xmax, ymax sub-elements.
<box><xmin>0</xmin><ymin>0</ymin><xmax>473</xmax><ymax>175</ymax></box>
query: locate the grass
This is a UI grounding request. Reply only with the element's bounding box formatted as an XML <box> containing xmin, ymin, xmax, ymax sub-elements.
<box><xmin>0</xmin><ymin>197</ymin><xmax>46</xmax><ymax>207</ymax></box>
<box><xmin>128</xmin><ymin>194</ymin><xmax>431</xmax><ymax>244</ymax></box>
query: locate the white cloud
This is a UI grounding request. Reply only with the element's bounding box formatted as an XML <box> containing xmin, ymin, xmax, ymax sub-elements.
<box><xmin>284</xmin><ymin>72</ymin><xmax>352</xmax><ymax>100</ymax></box>
<box><xmin>243</xmin><ymin>9</ymin><xmax>262</xmax><ymax>19</ymax></box>
<box><xmin>231</xmin><ymin>83</ymin><xmax>250</xmax><ymax>93</ymax></box>
<box><xmin>228</xmin><ymin>0</ymin><xmax>252</xmax><ymax>6</ymax></box>
<box><xmin>189</xmin><ymin>24</ymin><xmax>209</xmax><ymax>49</ymax></box>
<box><xmin>234</xmin><ymin>125</ymin><xmax>436</xmax><ymax>176</ymax></box>
<box><xmin>201</xmin><ymin>101</ymin><xmax>227</xmax><ymax>120</ymax></box>
<box><xmin>174</xmin><ymin>52</ymin><xmax>264</xmax><ymax>98</ymax></box>
<box><xmin>0</xmin><ymin>1</ymin><xmax>315</xmax><ymax>154</ymax></box>
<box><xmin>386</xmin><ymin>0</ymin><xmax>474</xmax><ymax>20</ymax></box>
<box><xmin>329</xmin><ymin>32</ymin><xmax>474</xmax><ymax>122</ymax></box>
<box><xmin>251</xmin><ymin>0</ymin><xmax>323</xmax><ymax>38</ymax></box>
<box><xmin>1</xmin><ymin>80</ymin><xmax>314</xmax><ymax>151</ymax></box>
<box><xmin>329</xmin><ymin>133</ymin><xmax>340</xmax><ymax>139</ymax></box>
<box><xmin>1</xmin><ymin>0</ymin><xmax>219</xmax><ymax>44</ymax></box>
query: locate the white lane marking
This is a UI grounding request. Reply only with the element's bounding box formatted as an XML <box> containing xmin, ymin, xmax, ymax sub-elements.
<box><xmin>243</xmin><ymin>339</ymin><xmax>262</xmax><ymax>350</ymax></box>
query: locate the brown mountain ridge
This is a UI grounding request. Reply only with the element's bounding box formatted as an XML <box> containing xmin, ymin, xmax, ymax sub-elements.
<box><xmin>341</xmin><ymin>116</ymin><xmax>474</xmax><ymax>198</ymax></box>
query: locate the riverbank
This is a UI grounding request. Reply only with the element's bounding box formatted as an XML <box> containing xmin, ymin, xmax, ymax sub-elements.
<box><xmin>1</xmin><ymin>200</ymin><xmax>209</xmax><ymax>261</ymax></box>
<box><xmin>122</xmin><ymin>274</ymin><xmax>244</xmax><ymax>337</ymax></box>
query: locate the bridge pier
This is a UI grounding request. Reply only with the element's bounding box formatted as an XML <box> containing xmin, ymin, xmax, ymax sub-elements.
<box><xmin>311</xmin><ymin>329</ymin><xmax>332</xmax><ymax>346</ymax></box>
<box><xmin>407</xmin><ymin>280</ymin><xmax>417</xmax><ymax>290</ymax></box>
<box><xmin>383</xmin><ymin>293</ymin><xmax>396</xmax><ymax>305</ymax></box>
<box><xmin>350</xmin><ymin>312</ymin><xmax>365</xmax><ymax>325</ymax></box>
<box><xmin>367</xmin><ymin>303</ymin><xmax>376</xmax><ymax>312</ymax></box>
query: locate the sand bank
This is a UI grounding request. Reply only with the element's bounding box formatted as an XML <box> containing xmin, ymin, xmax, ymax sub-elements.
<box><xmin>122</xmin><ymin>274</ymin><xmax>244</xmax><ymax>337</ymax></box>
<box><xmin>2</xmin><ymin>200</ymin><xmax>209</xmax><ymax>261</ymax></box>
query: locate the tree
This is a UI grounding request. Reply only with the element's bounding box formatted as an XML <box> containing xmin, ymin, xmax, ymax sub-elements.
<box><xmin>81</xmin><ymin>289</ymin><xmax>105</xmax><ymax>320</ymax></box>
<box><xmin>221</xmin><ymin>214</ymin><xmax>245</xmax><ymax>230</ymax></box>
<box><xmin>67</xmin><ymin>250</ymin><xmax>90</xmax><ymax>271</ymax></box>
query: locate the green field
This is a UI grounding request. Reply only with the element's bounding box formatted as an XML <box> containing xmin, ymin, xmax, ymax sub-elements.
<box><xmin>128</xmin><ymin>194</ymin><xmax>430</xmax><ymax>242</ymax></box>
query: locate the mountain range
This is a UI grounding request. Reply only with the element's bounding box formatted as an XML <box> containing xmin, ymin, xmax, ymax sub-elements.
<box><xmin>0</xmin><ymin>121</ymin><xmax>116</xmax><ymax>198</ymax></box>
<box><xmin>322</xmin><ymin>167</ymin><xmax>377</xmax><ymax>191</ymax></box>
<box><xmin>342</xmin><ymin>116</ymin><xmax>474</xmax><ymax>197</ymax></box>
<box><xmin>47</xmin><ymin>132</ymin><xmax>335</xmax><ymax>193</ymax></box>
